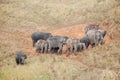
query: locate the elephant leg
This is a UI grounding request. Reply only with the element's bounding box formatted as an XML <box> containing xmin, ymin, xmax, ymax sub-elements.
<box><xmin>44</xmin><ymin>45</ymin><xmax>48</xmax><ymax>53</ymax></box>
<box><xmin>21</xmin><ymin>58</ymin><xmax>24</xmax><ymax>64</ymax></box>
<box><xmin>59</xmin><ymin>47</ymin><xmax>62</xmax><ymax>55</ymax></box>
<box><xmin>59</xmin><ymin>45</ymin><xmax>62</xmax><ymax>54</ymax></box>
<box><xmin>50</xmin><ymin>48</ymin><xmax>52</xmax><ymax>54</ymax></box>
<box><xmin>69</xmin><ymin>46</ymin><xmax>73</xmax><ymax>55</ymax></box>
<box><xmin>16</xmin><ymin>58</ymin><xmax>20</xmax><ymax>65</ymax></box>
<box><xmin>41</xmin><ymin>47</ymin><xmax>44</xmax><ymax>53</ymax></box>
<box><xmin>66</xmin><ymin>48</ymin><xmax>69</xmax><ymax>57</ymax></box>
<box><xmin>48</xmin><ymin>45</ymin><xmax>52</xmax><ymax>54</ymax></box>
<box><xmin>86</xmin><ymin>42</ymin><xmax>89</xmax><ymax>49</ymax></box>
<box><xmin>91</xmin><ymin>43</ymin><xmax>95</xmax><ymax>48</ymax></box>
<box><xmin>74</xmin><ymin>45</ymin><xmax>78</xmax><ymax>55</ymax></box>
<box><xmin>74</xmin><ymin>45</ymin><xmax>77</xmax><ymax>52</ymax></box>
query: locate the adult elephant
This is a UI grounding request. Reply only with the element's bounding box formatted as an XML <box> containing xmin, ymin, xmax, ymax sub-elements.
<box><xmin>86</xmin><ymin>30</ymin><xmax>104</xmax><ymax>47</ymax></box>
<box><xmin>85</xmin><ymin>24</ymin><xmax>99</xmax><ymax>35</ymax></box>
<box><xmin>31</xmin><ymin>32</ymin><xmax>52</xmax><ymax>47</ymax></box>
<box><xmin>47</xmin><ymin>36</ymin><xmax>66</xmax><ymax>54</ymax></box>
<box><xmin>76</xmin><ymin>43</ymin><xmax>86</xmax><ymax>52</ymax></box>
<box><xmin>80</xmin><ymin>36</ymin><xmax>90</xmax><ymax>49</ymax></box>
<box><xmin>53</xmin><ymin>35</ymin><xmax>68</xmax><ymax>44</ymax></box>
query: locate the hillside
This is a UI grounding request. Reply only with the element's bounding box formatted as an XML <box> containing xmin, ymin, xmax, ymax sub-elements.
<box><xmin>0</xmin><ymin>0</ymin><xmax>120</xmax><ymax>80</ymax></box>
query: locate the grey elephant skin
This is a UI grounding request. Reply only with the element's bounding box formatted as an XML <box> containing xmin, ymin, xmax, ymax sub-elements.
<box><xmin>15</xmin><ymin>51</ymin><xmax>27</xmax><ymax>65</ymax></box>
<box><xmin>31</xmin><ymin>32</ymin><xmax>52</xmax><ymax>47</ymax></box>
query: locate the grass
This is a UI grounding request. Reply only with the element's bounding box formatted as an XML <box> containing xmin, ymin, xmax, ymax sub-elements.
<box><xmin>0</xmin><ymin>0</ymin><xmax>120</xmax><ymax>80</ymax></box>
<box><xmin>0</xmin><ymin>54</ymin><xmax>119</xmax><ymax>80</ymax></box>
<box><xmin>0</xmin><ymin>55</ymin><xmax>85</xmax><ymax>80</ymax></box>
<box><xmin>0</xmin><ymin>0</ymin><xmax>119</xmax><ymax>29</ymax></box>
<box><xmin>78</xmin><ymin>40</ymin><xmax>120</xmax><ymax>68</ymax></box>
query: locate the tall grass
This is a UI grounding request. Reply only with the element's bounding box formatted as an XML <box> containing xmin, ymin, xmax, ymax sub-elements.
<box><xmin>0</xmin><ymin>0</ymin><xmax>119</xmax><ymax>29</ymax></box>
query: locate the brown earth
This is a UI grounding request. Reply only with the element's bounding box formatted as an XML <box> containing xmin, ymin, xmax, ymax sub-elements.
<box><xmin>0</xmin><ymin>24</ymin><xmax>112</xmax><ymax>59</ymax></box>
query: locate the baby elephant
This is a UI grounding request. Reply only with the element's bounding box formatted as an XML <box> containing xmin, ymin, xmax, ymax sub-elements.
<box><xmin>76</xmin><ymin>43</ymin><xmax>86</xmax><ymax>52</ymax></box>
<box><xmin>35</xmin><ymin>39</ymin><xmax>48</xmax><ymax>53</ymax></box>
<box><xmin>15</xmin><ymin>51</ymin><xmax>27</xmax><ymax>65</ymax></box>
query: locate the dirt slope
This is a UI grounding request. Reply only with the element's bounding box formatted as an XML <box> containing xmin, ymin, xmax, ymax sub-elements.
<box><xmin>24</xmin><ymin>24</ymin><xmax>111</xmax><ymax>55</ymax></box>
<box><xmin>0</xmin><ymin>24</ymin><xmax>111</xmax><ymax>57</ymax></box>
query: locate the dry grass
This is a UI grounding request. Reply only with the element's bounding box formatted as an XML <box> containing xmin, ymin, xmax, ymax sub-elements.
<box><xmin>1</xmin><ymin>54</ymin><xmax>119</xmax><ymax>80</ymax></box>
<box><xmin>0</xmin><ymin>0</ymin><xmax>120</xmax><ymax>80</ymax></box>
<box><xmin>0</xmin><ymin>0</ymin><xmax>119</xmax><ymax>29</ymax></box>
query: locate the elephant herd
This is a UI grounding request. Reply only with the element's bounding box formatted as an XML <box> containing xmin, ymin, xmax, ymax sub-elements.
<box><xmin>15</xmin><ymin>24</ymin><xmax>106</xmax><ymax>65</ymax></box>
<box><xmin>32</xmin><ymin>24</ymin><xmax>106</xmax><ymax>55</ymax></box>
